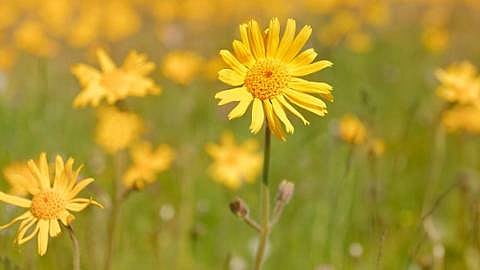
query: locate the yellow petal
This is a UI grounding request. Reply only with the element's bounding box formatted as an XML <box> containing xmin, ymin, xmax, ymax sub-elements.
<box><xmin>69</xmin><ymin>198</ymin><xmax>103</xmax><ymax>208</ymax></box>
<box><xmin>283</xmin><ymin>25</ymin><xmax>312</xmax><ymax>62</ymax></box>
<box><xmin>49</xmin><ymin>219</ymin><xmax>61</xmax><ymax>238</ymax></box>
<box><xmin>288</xmin><ymin>49</ymin><xmax>318</xmax><ymax>69</ymax></box>
<box><xmin>239</xmin><ymin>24</ymin><xmax>252</xmax><ymax>54</ymax></box>
<box><xmin>15</xmin><ymin>216</ymin><xmax>36</xmax><ymax>243</ymax></box>
<box><xmin>218</xmin><ymin>69</ymin><xmax>245</xmax><ymax>86</ymax></box>
<box><xmin>17</xmin><ymin>220</ymin><xmax>40</xmax><ymax>245</ymax></box>
<box><xmin>66</xmin><ymin>197</ymin><xmax>103</xmax><ymax>212</ymax></box>
<box><xmin>288</xmin><ymin>77</ymin><xmax>334</xmax><ymax>101</ymax></box>
<box><xmin>249</xmin><ymin>20</ymin><xmax>265</xmax><ymax>59</ymax></box>
<box><xmin>263</xmin><ymin>100</ymin><xmax>286</xmax><ymax>141</ymax></box>
<box><xmin>215</xmin><ymin>87</ymin><xmax>251</xmax><ymax>105</ymax></box>
<box><xmin>284</xmin><ymin>89</ymin><xmax>328</xmax><ymax>117</ymax></box>
<box><xmin>276</xmin><ymin>95</ymin><xmax>310</xmax><ymax>125</ymax></box>
<box><xmin>0</xmin><ymin>192</ymin><xmax>32</xmax><ymax>208</ymax></box>
<box><xmin>220</xmin><ymin>50</ymin><xmax>248</xmax><ymax>75</ymax></box>
<box><xmin>290</xmin><ymin>60</ymin><xmax>333</xmax><ymax>77</ymax></box>
<box><xmin>271</xmin><ymin>98</ymin><xmax>294</xmax><ymax>133</ymax></box>
<box><xmin>71</xmin><ymin>64</ymin><xmax>101</xmax><ymax>87</ymax></box>
<box><xmin>38</xmin><ymin>153</ymin><xmax>51</xmax><ymax>188</ymax></box>
<box><xmin>37</xmin><ymin>219</ymin><xmax>49</xmax><ymax>256</ymax></box>
<box><xmin>227</xmin><ymin>95</ymin><xmax>253</xmax><ymax>120</ymax></box>
<box><xmin>0</xmin><ymin>211</ymin><xmax>32</xmax><ymax>229</ymax></box>
<box><xmin>53</xmin><ymin>155</ymin><xmax>65</xmax><ymax>190</ymax></box>
<box><xmin>276</xmin><ymin>19</ymin><xmax>296</xmax><ymax>60</ymax></box>
<box><xmin>96</xmin><ymin>49</ymin><xmax>116</xmax><ymax>72</ymax></box>
<box><xmin>232</xmin><ymin>40</ymin><xmax>255</xmax><ymax>67</ymax></box>
<box><xmin>28</xmin><ymin>160</ymin><xmax>49</xmax><ymax>190</ymax></box>
<box><xmin>250</xmin><ymin>98</ymin><xmax>265</xmax><ymax>133</ymax></box>
<box><xmin>67</xmin><ymin>178</ymin><xmax>94</xmax><ymax>200</ymax></box>
<box><xmin>266</xmin><ymin>18</ymin><xmax>280</xmax><ymax>58</ymax></box>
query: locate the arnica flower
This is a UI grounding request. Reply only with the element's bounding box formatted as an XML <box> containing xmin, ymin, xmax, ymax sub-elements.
<box><xmin>2</xmin><ymin>161</ymin><xmax>33</xmax><ymax>197</ymax></box>
<box><xmin>0</xmin><ymin>153</ymin><xmax>102</xmax><ymax>256</ymax></box>
<box><xmin>339</xmin><ymin>114</ymin><xmax>367</xmax><ymax>145</ymax></box>
<box><xmin>215</xmin><ymin>18</ymin><xmax>333</xmax><ymax>140</ymax></box>
<box><xmin>72</xmin><ymin>49</ymin><xmax>161</xmax><ymax>108</ymax></box>
<box><xmin>435</xmin><ymin>61</ymin><xmax>480</xmax><ymax>105</ymax></box>
<box><xmin>123</xmin><ymin>142</ymin><xmax>175</xmax><ymax>189</ymax></box>
<box><xmin>162</xmin><ymin>51</ymin><xmax>203</xmax><ymax>85</ymax></box>
<box><xmin>206</xmin><ymin>132</ymin><xmax>262</xmax><ymax>190</ymax></box>
<box><xmin>95</xmin><ymin>106</ymin><xmax>144</xmax><ymax>154</ymax></box>
<box><xmin>441</xmin><ymin>105</ymin><xmax>480</xmax><ymax>134</ymax></box>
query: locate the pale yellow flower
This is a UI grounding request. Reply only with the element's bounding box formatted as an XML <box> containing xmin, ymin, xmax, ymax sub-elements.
<box><xmin>206</xmin><ymin>132</ymin><xmax>262</xmax><ymax>190</ymax></box>
<box><xmin>95</xmin><ymin>106</ymin><xmax>144</xmax><ymax>154</ymax></box>
<box><xmin>2</xmin><ymin>161</ymin><xmax>33</xmax><ymax>197</ymax></box>
<box><xmin>339</xmin><ymin>114</ymin><xmax>367</xmax><ymax>145</ymax></box>
<box><xmin>162</xmin><ymin>51</ymin><xmax>202</xmax><ymax>85</ymax></box>
<box><xmin>435</xmin><ymin>61</ymin><xmax>480</xmax><ymax>105</ymax></box>
<box><xmin>72</xmin><ymin>49</ymin><xmax>161</xmax><ymax>108</ymax></box>
<box><xmin>123</xmin><ymin>142</ymin><xmax>175</xmax><ymax>190</ymax></box>
<box><xmin>0</xmin><ymin>153</ymin><xmax>102</xmax><ymax>256</ymax></box>
<box><xmin>441</xmin><ymin>105</ymin><xmax>480</xmax><ymax>134</ymax></box>
<box><xmin>215</xmin><ymin>18</ymin><xmax>333</xmax><ymax>140</ymax></box>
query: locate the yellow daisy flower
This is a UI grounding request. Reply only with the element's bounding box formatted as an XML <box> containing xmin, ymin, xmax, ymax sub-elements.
<box><xmin>123</xmin><ymin>142</ymin><xmax>175</xmax><ymax>190</ymax></box>
<box><xmin>206</xmin><ymin>132</ymin><xmax>262</xmax><ymax>190</ymax></box>
<box><xmin>72</xmin><ymin>49</ymin><xmax>161</xmax><ymax>108</ymax></box>
<box><xmin>95</xmin><ymin>106</ymin><xmax>144</xmax><ymax>154</ymax></box>
<box><xmin>162</xmin><ymin>51</ymin><xmax>203</xmax><ymax>85</ymax></box>
<box><xmin>2</xmin><ymin>161</ymin><xmax>33</xmax><ymax>197</ymax></box>
<box><xmin>435</xmin><ymin>61</ymin><xmax>480</xmax><ymax>105</ymax></box>
<box><xmin>339</xmin><ymin>114</ymin><xmax>367</xmax><ymax>145</ymax></box>
<box><xmin>215</xmin><ymin>18</ymin><xmax>333</xmax><ymax>140</ymax></box>
<box><xmin>0</xmin><ymin>153</ymin><xmax>102</xmax><ymax>256</ymax></box>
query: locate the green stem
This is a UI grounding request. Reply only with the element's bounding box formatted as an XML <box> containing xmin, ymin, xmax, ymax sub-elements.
<box><xmin>254</xmin><ymin>126</ymin><xmax>271</xmax><ymax>270</ymax></box>
<box><xmin>67</xmin><ymin>226</ymin><xmax>81</xmax><ymax>270</ymax></box>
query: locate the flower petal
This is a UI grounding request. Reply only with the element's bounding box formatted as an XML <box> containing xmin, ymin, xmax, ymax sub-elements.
<box><xmin>232</xmin><ymin>40</ymin><xmax>255</xmax><ymax>67</ymax></box>
<box><xmin>17</xmin><ymin>219</ymin><xmax>40</xmax><ymax>245</ymax></box>
<box><xmin>49</xmin><ymin>219</ymin><xmax>61</xmax><ymax>238</ymax></box>
<box><xmin>0</xmin><ymin>211</ymin><xmax>32</xmax><ymax>229</ymax></box>
<box><xmin>67</xmin><ymin>178</ymin><xmax>94</xmax><ymax>200</ymax></box>
<box><xmin>263</xmin><ymin>100</ymin><xmax>286</xmax><ymax>140</ymax></box>
<box><xmin>53</xmin><ymin>155</ymin><xmax>65</xmax><ymax>190</ymax></box>
<box><xmin>271</xmin><ymin>98</ymin><xmax>294</xmax><ymax>133</ymax></box>
<box><xmin>288</xmin><ymin>49</ymin><xmax>318</xmax><ymax>69</ymax></box>
<box><xmin>227</xmin><ymin>95</ymin><xmax>253</xmax><ymax>120</ymax></box>
<box><xmin>220</xmin><ymin>50</ymin><xmax>248</xmax><ymax>75</ymax></box>
<box><xmin>249</xmin><ymin>20</ymin><xmax>265</xmax><ymax>59</ymax></box>
<box><xmin>215</xmin><ymin>87</ymin><xmax>251</xmax><ymax>105</ymax></box>
<box><xmin>276</xmin><ymin>95</ymin><xmax>310</xmax><ymax>125</ymax></box>
<box><xmin>0</xmin><ymin>192</ymin><xmax>32</xmax><ymax>208</ymax></box>
<box><xmin>283</xmin><ymin>25</ymin><xmax>312</xmax><ymax>63</ymax></box>
<box><xmin>289</xmin><ymin>60</ymin><xmax>333</xmax><ymax>77</ymax></box>
<box><xmin>37</xmin><ymin>219</ymin><xmax>49</xmax><ymax>256</ymax></box>
<box><xmin>276</xmin><ymin>19</ymin><xmax>296</xmax><ymax>60</ymax></box>
<box><xmin>218</xmin><ymin>69</ymin><xmax>245</xmax><ymax>86</ymax></box>
<box><xmin>266</xmin><ymin>18</ymin><xmax>280</xmax><ymax>58</ymax></box>
<box><xmin>96</xmin><ymin>49</ymin><xmax>116</xmax><ymax>72</ymax></box>
<box><xmin>284</xmin><ymin>89</ymin><xmax>328</xmax><ymax>116</ymax></box>
<box><xmin>288</xmin><ymin>77</ymin><xmax>334</xmax><ymax>101</ymax></box>
<box><xmin>250</xmin><ymin>98</ymin><xmax>265</xmax><ymax>133</ymax></box>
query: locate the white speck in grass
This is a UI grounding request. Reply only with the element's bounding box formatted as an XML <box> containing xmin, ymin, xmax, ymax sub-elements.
<box><xmin>349</xmin><ymin>242</ymin><xmax>364</xmax><ymax>258</ymax></box>
<box><xmin>196</xmin><ymin>199</ymin><xmax>210</xmax><ymax>214</ymax></box>
<box><xmin>159</xmin><ymin>204</ymin><xmax>175</xmax><ymax>221</ymax></box>
<box><xmin>229</xmin><ymin>255</ymin><xmax>246</xmax><ymax>270</ymax></box>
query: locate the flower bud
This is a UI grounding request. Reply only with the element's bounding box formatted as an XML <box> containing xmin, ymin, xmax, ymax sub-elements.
<box><xmin>276</xmin><ymin>180</ymin><xmax>294</xmax><ymax>204</ymax></box>
<box><xmin>229</xmin><ymin>197</ymin><xmax>249</xmax><ymax>218</ymax></box>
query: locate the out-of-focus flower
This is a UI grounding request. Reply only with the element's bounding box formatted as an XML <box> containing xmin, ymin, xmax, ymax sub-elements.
<box><xmin>441</xmin><ymin>105</ymin><xmax>480</xmax><ymax>134</ymax></box>
<box><xmin>435</xmin><ymin>61</ymin><xmax>480</xmax><ymax>105</ymax></box>
<box><xmin>346</xmin><ymin>31</ymin><xmax>372</xmax><ymax>53</ymax></box>
<box><xmin>162</xmin><ymin>51</ymin><xmax>202</xmax><ymax>85</ymax></box>
<box><xmin>339</xmin><ymin>114</ymin><xmax>367</xmax><ymax>145</ymax></box>
<box><xmin>204</xmin><ymin>56</ymin><xmax>225</xmax><ymax>81</ymax></box>
<box><xmin>0</xmin><ymin>46</ymin><xmax>16</xmax><ymax>71</ymax></box>
<box><xmin>123</xmin><ymin>142</ymin><xmax>175</xmax><ymax>189</ymax></box>
<box><xmin>0</xmin><ymin>153</ymin><xmax>102</xmax><ymax>256</ymax></box>
<box><xmin>2</xmin><ymin>162</ymin><xmax>33</xmax><ymax>197</ymax></box>
<box><xmin>72</xmin><ymin>49</ymin><xmax>161</xmax><ymax>108</ymax></box>
<box><xmin>95</xmin><ymin>106</ymin><xmax>144</xmax><ymax>154</ymax></box>
<box><xmin>13</xmin><ymin>21</ymin><xmax>58</xmax><ymax>57</ymax></box>
<box><xmin>422</xmin><ymin>27</ymin><xmax>449</xmax><ymax>54</ymax></box>
<box><xmin>367</xmin><ymin>138</ymin><xmax>386</xmax><ymax>157</ymax></box>
<box><xmin>103</xmin><ymin>1</ymin><xmax>141</xmax><ymax>42</ymax></box>
<box><xmin>206</xmin><ymin>132</ymin><xmax>262</xmax><ymax>190</ymax></box>
<box><xmin>215</xmin><ymin>18</ymin><xmax>333</xmax><ymax>140</ymax></box>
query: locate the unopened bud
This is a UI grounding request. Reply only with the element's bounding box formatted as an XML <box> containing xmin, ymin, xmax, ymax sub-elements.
<box><xmin>276</xmin><ymin>180</ymin><xmax>294</xmax><ymax>204</ymax></box>
<box><xmin>229</xmin><ymin>197</ymin><xmax>249</xmax><ymax>218</ymax></box>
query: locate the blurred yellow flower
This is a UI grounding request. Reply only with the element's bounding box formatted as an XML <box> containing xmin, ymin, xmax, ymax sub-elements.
<box><xmin>206</xmin><ymin>132</ymin><xmax>262</xmax><ymax>190</ymax></box>
<box><xmin>346</xmin><ymin>31</ymin><xmax>372</xmax><ymax>53</ymax></box>
<box><xmin>103</xmin><ymin>1</ymin><xmax>141</xmax><ymax>42</ymax></box>
<box><xmin>0</xmin><ymin>153</ymin><xmax>102</xmax><ymax>256</ymax></box>
<box><xmin>441</xmin><ymin>105</ymin><xmax>480</xmax><ymax>134</ymax></box>
<box><xmin>435</xmin><ymin>61</ymin><xmax>480</xmax><ymax>105</ymax></box>
<box><xmin>72</xmin><ymin>49</ymin><xmax>161</xmax><ymax>108</ymax></box>
<box><xmin>422</xmin><ymin>27</ymin><xmax>449</xmax><ymax>54</ymax></box>
<box><xmin>339</xmin><ymin>114</ymin><xmax>367</xmax><ymax>145</ymax></box>
<box><xmin>2</xmin><ymin>162</ymin><xmax>33</xmax><ymax>197</ymax></box>
<box><xmin>368</xmin><ymin>138</ymin><xmax>386</xmax><ymax>157</ymax></box>
<box><xmin>162</xmin><ymin>51</ymin><xmax>202</xmax><ymax>85</ymax></box>
<box><xmin>95</xmin><ymin>107</ymin><xmax>144</xmax><ymax>154</ymax></box>
<box><xmin>0</xmin><ymin>46</ymin><xmax>16</xmax><ymax>71</ymax></box>
<box><xmin>215</xmin><ymin>18</ymin><xmax>333</xmax><ymax>140</ymax></box>
<box><xmin>123</xmin><ymin>142</ymin><xmax>175</xmax><ymax>190</ymax></box>
<box><xmin>13</xmin><ymin>20</ymin><xmax>58</xmax><ymax>57</ymax></box>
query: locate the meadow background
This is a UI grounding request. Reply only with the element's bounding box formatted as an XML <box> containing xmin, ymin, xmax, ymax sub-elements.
<box><xmin>1</xmin><ymin>0</ymin><xmax>480</xmax><ymax>269</ymax></box>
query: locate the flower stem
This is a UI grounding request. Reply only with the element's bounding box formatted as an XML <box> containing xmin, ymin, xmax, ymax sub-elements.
<box><xmin>254</xmin><ymin>126</ymin><xmax>271</xmax><ymax>270</ymax></box>
<box><xmin>67</xmin><ymin>225</ymin><xmax>81</xmax><ymax>270</ymax></box>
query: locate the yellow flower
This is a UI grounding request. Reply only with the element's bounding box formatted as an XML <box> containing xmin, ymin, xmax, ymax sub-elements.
<box><xmin>441</xmin><ymin>105</ymin><xmax>480</xmax><ymax>134</ymax></box>
<box><xmin>422</xmin><ymin>27</ymin><xmax>449</xmax><ymax>54</ymax></box>
<box><xmin>368</xmin><ymin>138</ymin><xmax>385</xmax><ymax>157</ymax></box>
<box><xmin>72</xmin><ymin>49</ymin><xmax>161</xmax><ymax>108</ymax></box>
<box><xmin>123</xmin><ymin>142</ymin><xmax>175</xmax><ymax>189</ymax></box>
<box><xmin>2</xmin><ymin>161</ymin><xmax>33</xmax><ymax>197</ymax></box>
<box><xmin>339</xmin><ymin>114</ymin><xmax>367</xmax><ymax>145</ymax></box>
<box><xmin>435</xmin><ymin>61</ymin><xmax>480</xmax><ymax>105</ymax></box>
<box><xmin>95</xmin><ymin>106</ymin><xmax>144</xmax><ymax>154</ymax></box>
<box><xmin>13</xmin><ymin>20</ymin><xmax>58</xmax><ymax>57</ymax></box>
<box><xmin>0</xmin><ymin>153</ymin><xmax>102</xmax><ymax>256</ymax></box>
<box><xmin>162</xmin><ymin>51</ymin><xmax>202</xmax><ymax>85</ymax></box>
<box><xmin>346</xmin><ymin>31</ymin><xmax>372</xmax><ymax>53</ymax></box>
<box><xmin>0</xmin><ymin>45</ymin><xmax>16</xmax><ymax>71</ymax></box>
<box><xmin>206</xmin><ymin>132</ymin><xmax>262</xmax><ymax>190</ymax></box>
<box><xmin>215</xmin><ymin>18</ymin><xmax>333</xmax><ymax>140</ymax></box>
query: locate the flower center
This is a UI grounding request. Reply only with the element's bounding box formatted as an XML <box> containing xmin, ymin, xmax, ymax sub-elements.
<box><xmin>244</xmin><ymin>59</ymin><xmax>289</xmax><ymax>100</ymax></box>
<box><xmin>31</xmin><ymin>191</ymin><xmax>66</xmax><ymax>220</ymax></box>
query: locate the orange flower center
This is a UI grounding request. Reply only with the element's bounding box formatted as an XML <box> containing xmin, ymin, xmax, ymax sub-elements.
<box><xmin>244</xmin><ymin>59</ymin><xmax>289</xmax><ymax>100</ymax></box>
<box><xmin>31</xmin><ymin>191</ymin><xmax>66</xmax><ymax>220</ymax></box>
